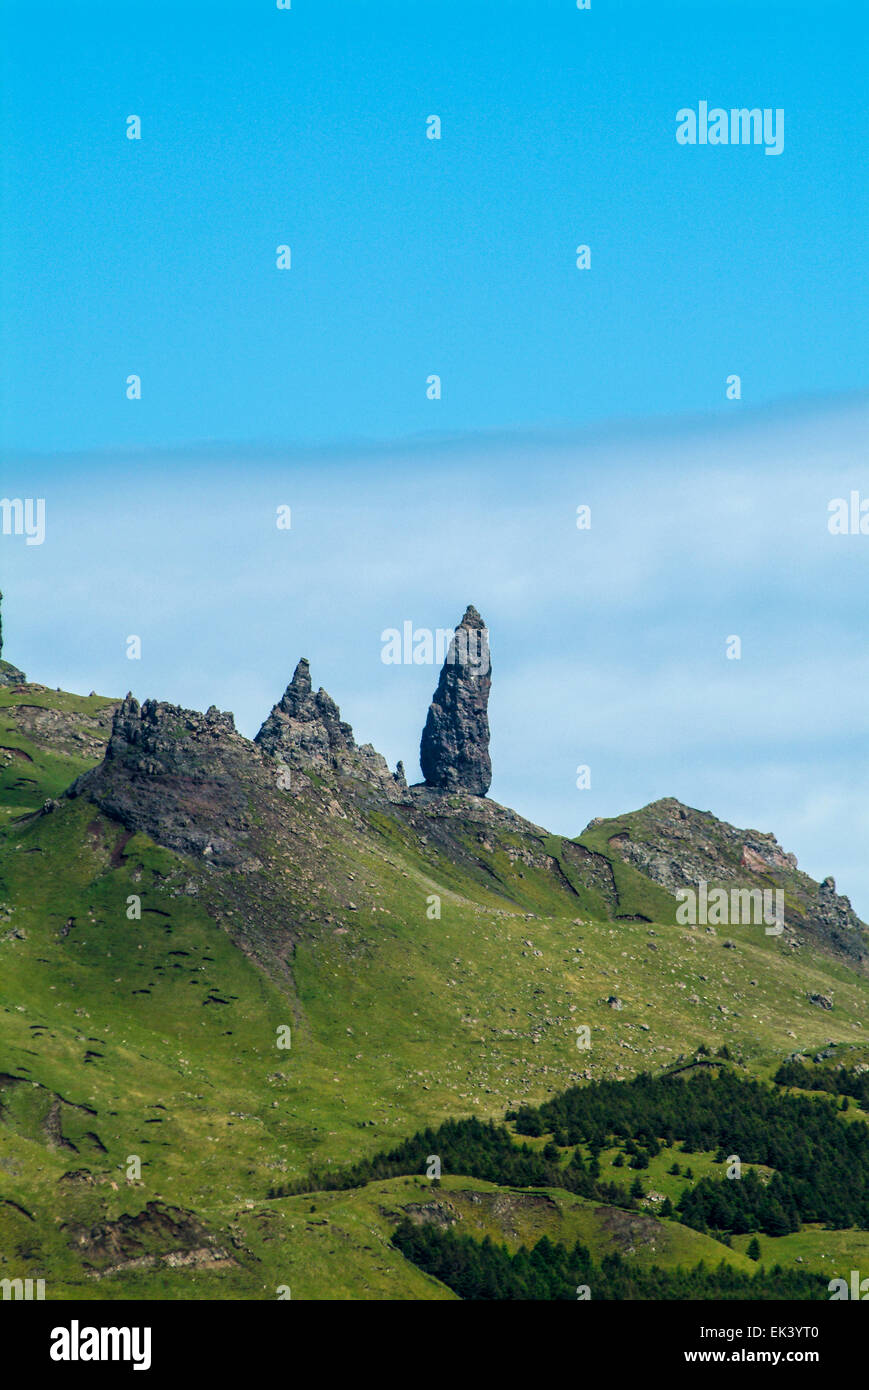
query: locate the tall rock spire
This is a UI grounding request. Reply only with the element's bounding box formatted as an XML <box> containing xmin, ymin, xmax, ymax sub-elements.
<box><xmin>420</xmin><ymin>605</ymin><xmax>491</xmax><ymax>796</ymax></box>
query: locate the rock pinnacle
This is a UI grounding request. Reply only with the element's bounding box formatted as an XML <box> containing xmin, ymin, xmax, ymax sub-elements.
<box><xmin>419</xmin><ymin>605</ymin><xmax>491</xmax><ymax>795</ymax></box>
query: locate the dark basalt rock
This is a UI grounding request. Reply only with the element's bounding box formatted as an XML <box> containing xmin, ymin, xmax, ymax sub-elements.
<box><xmin>815</xmin><ymin>876</ymin><xmax>863</xmax><ymax>957</ymax></box>
<box><xmin>255</xmin><ymin>658</ymin><xmax>400</xmax><ymax>795</ymax></box>
<box><xmin>69</xmin><ymin>657</ymin><xmax>405</xmax><ymax>870</ymax></box>
<box><xmin>420</xmin><ymin>605</ymin><xmax>491</xmax><ymax>796</ymax></box>
<box><xmin>69</xmin><ymin>694</ymin><xmax>258</xmax><ymax>867</ymax></box>
<box><xmin>254</xmin><ymin>658</ymin><xmax>355</xmax><ymax>769</ymax></box>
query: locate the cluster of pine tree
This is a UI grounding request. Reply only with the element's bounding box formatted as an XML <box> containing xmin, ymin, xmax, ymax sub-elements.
<box><xmin>678</xmin><ymin>1166</ymin><xmax>800</xmax><ymax>1237</ymax></box>
<box><xmin>268</xmin><ymin>1115</ymin><xmax>635</xmax><ymax>1209</ymax></box>
<box><xmin>270</xmin><ymin>1068</ymin><xmax>869</xmax><ymax>1236</ymax></box>
<box><xmin>515</xmin><ymin>1068</ymin><xmax>869</xmax><ymax>1231</ymax></box>
<box><xmin>516</xmin><ymin>1068</ymin><xmax>836</xmax><ymax>1154</ymax></box>
<box><xmin>390</xmin><ymin>1221</ymin><xmax>828</xmax><ymax>1300</ymax></box>
<box><xmin>774</xmin><ymin>1058</ymin><xmax>869</xmax><ymax>1108</ymax></box>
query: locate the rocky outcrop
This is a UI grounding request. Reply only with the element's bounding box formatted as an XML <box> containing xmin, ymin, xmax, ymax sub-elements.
<box><xmin>255</xmin><ymin>659</ymin><xmax>355</xmax><ymax>769</ymax></box>
<box><xmin>67</xmin><ymin>654</ymin><xmax>410</xmax><ymax>870</ymax></box>
<box><xmin>0</xmin><ymin>660</ymin><xmax>27</xmax><ymax>688</ymax></box>
<box><xmin>254</xmin><ymin>658</ymin><xmax>398</xmax><ymax>792</ymax></box>
<box><xmin>69</xmin><ymin>695</ymin><xmax>259</xmax><ymax>867</ymax></box>
<box><xmin>420</xmin><ymin>605</ymin><xmax>491</xmax><ymax>796</ymax></box>
<box><xmin>816</xmin><ymin>876</ymin><xmax>863</xmax><ymax>958</ymax></box>
<box><xmin>15</xmin><ymin>570</ymin><xmax>859</xmax><ymax>971</ymax></box>
<box><xmin>591</xmin><ymin>797</ymin><xmax>867</xmax><ymax>964</ymax></box>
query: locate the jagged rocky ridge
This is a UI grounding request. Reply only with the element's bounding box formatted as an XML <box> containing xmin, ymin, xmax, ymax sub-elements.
<box><xmin>68</xmin><ymin>696</ymin><xmax>260</xmax><ymax>869</ymax></box>
<box><xmin>8</xmin><ymin>596</ymin><xmax>858</xmax><ymax>967</ymax></box>
<box><xmin>254</xmin><ymin>656</ymin><xmax>404</xmax><ymax>790</ymax></box>
<box><xmin>589</xmin><ymin>797</ymin><xmax>866</xmax><ymax>964</ymax></box>
<box><xmin>65</xmin><ymin>607</ymin><xmax>492</xmax><ymax>874</ymax></box>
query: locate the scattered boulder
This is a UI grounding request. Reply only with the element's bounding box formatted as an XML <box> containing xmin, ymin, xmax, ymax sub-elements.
<box><xmin>808</xmin><ymin>992</ymin><xmax>834</xmax><ymax>1010</ymax></box>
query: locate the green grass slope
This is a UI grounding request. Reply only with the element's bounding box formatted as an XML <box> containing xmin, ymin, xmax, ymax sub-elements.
<box><xmin>1</xmin><ymin>679</ymin><xmax>868</xmax><ymax>1297</ymax></box>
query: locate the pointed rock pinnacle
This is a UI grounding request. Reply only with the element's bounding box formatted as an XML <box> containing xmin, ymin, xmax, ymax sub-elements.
<box><xmin>254</xmin><ymin>658</ymin><xmax>355</xmax><ymax>767</ymax></box>
<box><xmin>420</xmin><ymin>605</ymin><xmax>491</xmax><ymax>795</ymax></box>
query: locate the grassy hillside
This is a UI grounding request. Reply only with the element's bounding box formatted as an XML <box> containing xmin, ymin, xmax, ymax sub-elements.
<box><xmin>2</xmin><ymin>679</ymin><xmax>869</xmax><ymax>1298</ymax></box>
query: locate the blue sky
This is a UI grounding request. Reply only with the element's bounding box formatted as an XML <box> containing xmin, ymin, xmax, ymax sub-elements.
<box><xmin>1</xmin><ymin>2</ymin><xmax>868</xmax><ymax>909</ymax></box>
<box><xmin>1</xmin><ymin>0</ymin><xmax>866</xmax><ymax>449</ymax></box>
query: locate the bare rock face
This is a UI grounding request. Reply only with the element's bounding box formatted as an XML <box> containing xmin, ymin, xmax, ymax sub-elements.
<box><xmin>69</xmin><ymin>694</ymin><xmax>257</xmax><ymax>866</ymax></box>
<box><xmin>594</xmin><ymin>797</ymin><xmax>867</xmax><ymax>964</ymax></box>
<box><xmin>420</xmin><ymin>605</ymin><xmax>491</xmax><ymax>796</ymax></box>
<box><xmin>255</xmin><ymin>658</ymin><xmax>399</xmax><ymax>793</ymax></box>
<box><xmin>70</xmin><ymin>655</ymin><xmax>406</xmax><ymax>868</ymax></box>
<box><xmin>254</xmin><ymin>658</ymin><xmax>356</xmax><ymax>769</ymax></box>
<box><xmin>0</xmin><ymin>660</ymin><xmax>25</xmax><ymax>687</ymax></box>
